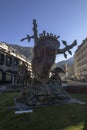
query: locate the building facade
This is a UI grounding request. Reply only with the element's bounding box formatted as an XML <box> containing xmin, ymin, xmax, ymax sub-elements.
<box><xmin>0</xmin><ymin>42</ymin><xmax>32</xmax><ymax>84</ymax></box>
<box><xmin>74</xmin><ymin>38</ymin><xmax>87</xmax><ymax>81</ymax></box>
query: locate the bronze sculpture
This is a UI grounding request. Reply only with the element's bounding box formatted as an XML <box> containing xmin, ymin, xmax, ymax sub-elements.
<box><xmin>17</xmin><ymin>19</ymin><xmax>82</xmax><ymax>106</ymax></box>
<box><xmin>21</xmin><ymin>19</ymin><xmax>77</xmax><ymax>83</ymax></box>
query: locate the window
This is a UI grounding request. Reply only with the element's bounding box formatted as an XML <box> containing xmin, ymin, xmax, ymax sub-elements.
<box><xmin>0</xmin><ymin>71</ymin><xmax>2</xmax><ymax>81</ymax></box>
<box><xmin>6</xmin><ymin>55</ymin><xmax>12</xmax><ymax>67</ymax></box>
<box><xmin>0</xmin><ymin>53</ymin><xmax>4</xmax><ymax>65</ymax></box>
<box><xmin>5</xmin><ymin>71</ymin><xmax>12</xmax><ymax>82</ymax></box>
<box><xmin>14</xmin><ymin>58</ymin><xmax>19</xmax><ymax>66</ymax></box>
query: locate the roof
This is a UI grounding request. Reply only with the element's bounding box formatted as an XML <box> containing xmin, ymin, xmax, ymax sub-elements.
<box><xmin>0</xmin><ymin>42</ymin><xmax>31</xmax><ymax>65</ymax></box>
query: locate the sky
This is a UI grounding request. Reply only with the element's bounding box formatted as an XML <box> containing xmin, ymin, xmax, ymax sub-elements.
<box><xmin>0</xmin><ymin>0</ymin><xmax>87</xmax><ymax>62</ymax></box>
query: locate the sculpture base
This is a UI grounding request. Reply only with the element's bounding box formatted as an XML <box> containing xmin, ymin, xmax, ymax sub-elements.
<box><xmin>15</xmin><ymin>96</ymin><xmax>85</xmax><ymax>114</ymax></box>
<box><xmin>16</xmin><ymin>79</ymin><xmax>85</xmax><ymax>106</ymax></box>
<box><xmin>14</xmin><ymin>98</ymin><xmax>33</xmax><ymax>114</ymax></box>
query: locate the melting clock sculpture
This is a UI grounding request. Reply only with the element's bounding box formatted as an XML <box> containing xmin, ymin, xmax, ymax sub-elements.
<box><xmin>17</xmin><ymin>19</ymin><xmax>82</xmax><ymax>106</ymax></box>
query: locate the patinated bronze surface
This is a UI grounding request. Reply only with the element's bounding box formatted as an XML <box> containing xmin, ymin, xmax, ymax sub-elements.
<box><xmin>32</xmin><ymin>38</ymin><xmax>60</xmax><ymax>82</ymax></box>
<box><xmin>17</xmin><ymin>19</ymin><xmax>82</xmax><ymax>106</ymax></box>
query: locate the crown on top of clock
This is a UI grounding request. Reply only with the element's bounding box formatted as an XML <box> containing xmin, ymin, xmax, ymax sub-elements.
<box><xmin>38</xmin><ymin>30</ymin><xmax>60</xmax><ymax>42</ymax></box>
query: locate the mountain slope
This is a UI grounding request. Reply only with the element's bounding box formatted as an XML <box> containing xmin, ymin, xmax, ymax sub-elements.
<box><xmin>8</xmin><ymin>44</ymin><xmax>33</xmax><ymax>61</ymax></box>
<box><xmin>56</xmin><ymin>57</ymin><xmax>74</xmax><ymax>67</ymax></box>
<box><xmin>8</xmin><ymin>43</ymin><xmax>74</xmax><ymax>66</ymax></box>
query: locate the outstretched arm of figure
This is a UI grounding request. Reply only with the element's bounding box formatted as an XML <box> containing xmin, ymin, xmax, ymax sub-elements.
<box><xmin>20</xmin><ymin>35</ymin><xmax>34</xmax><ymax>42</ymax></box>
<box><xmin>57</xmin><ymin>40</ymin><xmax>77</xmax><ymax>58</ymax></box>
